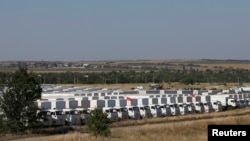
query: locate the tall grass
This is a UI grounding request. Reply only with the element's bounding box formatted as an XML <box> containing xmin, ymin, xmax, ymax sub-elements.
<box><xmin>12</xmin><ymin>108</ymin><xmax>250</xmax><ymax>141</ymax></box>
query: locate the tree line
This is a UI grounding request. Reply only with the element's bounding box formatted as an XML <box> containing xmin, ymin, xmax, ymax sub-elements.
<box><xmin>0</xmin><ymin>68</ymin><xmax>249</xmax><ymax>85</ymax></box>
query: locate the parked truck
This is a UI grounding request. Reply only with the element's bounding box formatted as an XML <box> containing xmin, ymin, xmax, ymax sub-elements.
<box><xmin>194</xmin><ymin>102</ymin><xmax>205</xmax><ymax>113</ymax></box>
<box><xmin>125</xmin><ymin>106</ymin><xmax>141</xmax><ymax>119</ymax></box>
<box><xmin>185</xmin><ymin>102</ymin><xmax>195</xmax><ymax>114</ymax></box>
<box><xmin>149</xmin><ymin>104</ymin><xmax>162</xmax><ymax>117</ymax></box>
<box><xmin>203</xmin><ymin>101</ymin><xmax>214</xmax><ymax>113</ymax></box>
<box><xmin>138</xmin><ymin>105</ymin><xmax>152</xmax><ymax>118</ymax></box>
<box><xmin>178</xmin><ymin>103</ymin><xmax>188</xmax><ymax>115</ymax></box>
<box><xmin>63</xmin><ymin>109</ymin><xmax>81</xmax><ymax>125</ymax></box>
<box><xmin>76</xmin><ymin>108</ymin><xmax>89</xmax><ymax>125</ymax></box>
<box><xmin>210</xmin><ymin>101</ymin><xmax>223</xmax><ymax>112</ymax></box>
<box><xmin>210</xmin><ymin>95</ymin><xmax>237</xmax><ymax>110</ymax></box>
<box><xmin>50</xmin><ymin>109</ymin><xmax>66</xmax><ymax>126</ymax></box>
<box><xmin>102</xmin><ymin>107</ymin><xmax>119</xmax><ymax>122</ymax></box>
<box><xmin>113</xmin><ymin>106</ymin><xmax>129</xmax><ymax>121</ymax></box>
<box><xmin>37</xmin><ymin>110</ymin><xmax>53</xmax><ymax>126</ymax></box>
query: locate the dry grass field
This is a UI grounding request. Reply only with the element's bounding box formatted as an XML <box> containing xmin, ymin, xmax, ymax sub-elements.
<box><xmin>6</xmin><ymin>108</ymin><xmax>250</xmax><ymax>141</ymax></box>
<box><xmin>70</xmin><ymin>82</ymin><xmax>250</xmax><ymax>91</ymax></box>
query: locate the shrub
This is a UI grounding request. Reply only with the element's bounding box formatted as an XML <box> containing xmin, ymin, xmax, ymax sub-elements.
<box><xmin>86</xmin><ymin>108</ymin><xmax>111</xmax><ymax>137</ymax></box>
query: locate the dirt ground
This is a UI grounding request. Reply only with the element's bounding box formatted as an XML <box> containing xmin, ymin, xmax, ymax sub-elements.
<box><xmin>64</xmin><ymin>82</ymin><xmax>249</xmax><ymax>91</ymax></box>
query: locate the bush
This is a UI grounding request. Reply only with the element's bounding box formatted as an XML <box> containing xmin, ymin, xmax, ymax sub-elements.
<box><xmin>0</xmin><ymin>116</ymin><xmax>8</xmax><ymax>135</ymax></box>
<box><xmin>86</xmin><ymin>108</ymin><xmax>111</xmax><ymax>137</ymax></box>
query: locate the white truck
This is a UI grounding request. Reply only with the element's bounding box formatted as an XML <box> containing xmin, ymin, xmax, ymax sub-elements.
<box><xmin>75</xmin><ymin>108</ymin><xmax>90</xmax><ymax>125</ymax></box>
<box><xmin>177</xmin><ymin>103</ymin><xmax>187</xmax><ymax>115</ymax></box>
<box><xmin>194</xmin><ymin>102</ymin><xmax>205</xmax><ymax>113</ymax></box>
<box><xmin>245</xmin><ymin>98</ymin><xmax>250</xmax><ymax>107</ymax></box>
<box><xmin>50</xmin><ymin>109</ymin><xmax>66</xmax><ymax>126</ymax></box>
<box><xmin>37</xmin><ymin>110</ymin><xmax>53</xmax><ymax>126</ymax></box>
<box><xmin>169</xmin><ymin>103</ymin><xmax>181</xmax><ymax>116</ymax></box>
<box><xmin>113</xmin><ymin>106</ymin><xmax>129</xmax><ymax>121</ymax></box>
<box><xmin>63</xmin><ymin>109</ymin><xmax>81</xmax><ymax>125</ymax></box>
<box><xmin>210</xmin><ymin>101</ymin><xmax>223</xmax><ymax>112</ymax></box>
<box><xmin>202</xmin><ymin>101</ymin><xmax>214</xmax><ymax>113</ymax></box>
<box><xmin>149</xmin><ymin>104</ymin><xmax>162</xmax><ymax>117</ymax></box>
<box><xmin>185</xmin><ymin>102</ymin><xmax>196</xmax><ymax>114</ymax></box>
<box><xmin>138</xmin><ymin>105</ymin><xmax>152</xmax><ymax>118</ymax></box>
<box><xmin>210</xmin><ymin>95</ymin><xmax>237</xmax><ymax>110</ymax></box>
<box><xmin>102</xmin><ymin>107</ymin><xmax>119</xmax><ymax>122</ymax></box>
<box><xmin>125</xmin><ymin>106</ymin><xmax>141</xmax><ymax>119</ymax></box>
<box><xmin>159</xmin><ymin>104</ymin><xmax>167</xmax><ymax>116</ymax></box>
<box><xmin>164</xmin><ymin>104</ymin><xmax>172</xmax><ymax>116</ymax></box>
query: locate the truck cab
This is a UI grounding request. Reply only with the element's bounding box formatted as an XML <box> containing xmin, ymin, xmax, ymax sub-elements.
<box><xmin>37</xmin><ymin>110</ymin><xmax>53</xmax><ymax>126</ymax></box>
<box><xmin>165</xmin><ymin>104</ymin><xmax>172</xmax><ymax>116</ymax></box>
<box><xmin>126</xmin><ymin>106</ymin><xmax>141</xmax><ymax>119</ymax></box>
<box><xmin>159</xmin><ymin>104</ymin><xmax>167</xmax><ymax>117</ymax></box>
<box><xmin>102</xmin><ymin>107</ymin><xmax>119</xmax><ymax>122</ymax></box>
<box><xmin>178</xmin><ymin>103</ymin><xmax>188</xmax><ymax>115</ymax></box>
<box><xmin>76</xmin><ymin>108</ymin><xmax>90</xmax><ymax>125</ymax></box>
<box><xmin>63</xmin><ymin>109</ymin><xmax>81</xmax><ymax>125</ymax></box>
<box><xmin>169</xmin><ymin>104</ymin><xmax>177</xmax><ymax>116</ymax></box>
<box><xmin>225</xmin><ymin>98</ymin><xmax>237</xmax><ymax>110</ymax></box>
<box><xmin>149</xmin><ymin>104</ymin><xmax>162</xmax><ymax>117</ymax></box>
<box><xmin>114</xmin><ymin>106</ymin><xmax>129</xmax><ymax>121</ymax></box>
<box><xmin>138</xmin><ymin>105</ymin><xmax>152</xmax><ymax>118</ymax></box>
<box><xmin>211</xmin><ymin>101</ymin><xmax>223</xmax><ymax>112</ymax></box>
<box><xmin>50</xmin><ymin>109</ymin><xmax>65</xmax><ymax>126</ymax></box>
<box><xmin>194</xmin><ymin>102</ymin><xmax>205</xmax><ymax>113</ymax></box>
<box><xmin>246</xmin><ymin>99</ymin><xmax>250</xmax><ymax>107</ymax></box>
<box><xmin>203</xmin><ymin>102</ymin><xmax>214</xmax><ymax>113</ymax></box>
<box><xmin>185</xmin><ymin>102</ymin><xmax>195</xmax><ymax>114</ymax></box>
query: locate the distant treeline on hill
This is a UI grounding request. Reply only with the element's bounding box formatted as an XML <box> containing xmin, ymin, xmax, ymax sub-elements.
<box><xmin>202</xmin><ymin>59</ymin><xmax>250</xmax><ymax>63</ymax></box>
<box><xmin>1</xmin><ymin>67</ymin><xmax>250</xmax><ymax>85</ymax></box>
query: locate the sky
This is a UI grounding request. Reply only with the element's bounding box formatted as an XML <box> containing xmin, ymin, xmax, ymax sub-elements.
<box><xmin>0</xmin><ymin>0</ymin><xmax>250</xmax><ymax>61</ymax></box>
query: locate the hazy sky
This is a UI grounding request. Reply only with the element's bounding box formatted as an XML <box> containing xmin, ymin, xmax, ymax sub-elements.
<box><xmin>0</xmin><ymin>0</ymin><xmax>250</xmax><ymax>61</ymax></box>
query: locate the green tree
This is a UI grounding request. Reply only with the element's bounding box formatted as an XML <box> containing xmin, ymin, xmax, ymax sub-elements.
<box><xmin>0</xmin><ymin>115</ymin><xmax>8</xmax><ymax>135</ymax></box>
<box><xmin>0</xmin><ymin>66</ymin><xmax>42</xmax><ymax>133</ymax></box>
<box><xmin>87</xmin><ymin>108</ymin><xmax>111</xmax><ymax>137</ymax></box>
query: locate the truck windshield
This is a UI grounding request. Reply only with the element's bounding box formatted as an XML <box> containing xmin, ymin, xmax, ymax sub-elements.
<box><xmin>70</xmin><ymin>111</ymin><xmax>78</xmax><ymax>115</ymax></box>
<box><xmin>56</xmin><ymin>111</ymin><xmax>64</xmax><ymax>115</ymax></box>
<box><xmin>39</xmin><ymin>111</ymin><xmax>50</xmax><ymax>116</ymax></box>
<box><xmin>156</xmin><ymin>105</ymin><xmax>161</xmax><ymax>109</ymax></box>
<box><xmin>133</xmin><ymin>107</ymin><xmax>139</xmax><ymax>110</ymax></box>
<box><xmin>110</xmin><ymin>109</ymin><xmax>117</xmax><ymax>113</ymax></box>
<box><xmin>121</xmin><ymin>108</ymin><xmax>128</xmax><ymax>112</ymax></box>
<box><xmin>81</xmin><ymin>110</ymin><xmax>88</xmax><ymax>114</ymax></box>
